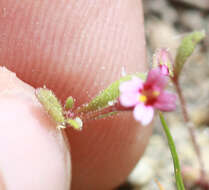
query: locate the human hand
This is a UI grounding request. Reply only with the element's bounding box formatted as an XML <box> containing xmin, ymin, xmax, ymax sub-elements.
<box><xmin>0</xmin><ymin>1</ymin><xmax>152</xmax><ymax>189</ymax></box>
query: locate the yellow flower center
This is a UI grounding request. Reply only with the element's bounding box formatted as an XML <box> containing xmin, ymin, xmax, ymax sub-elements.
<box><xmin>138</xmin><ymin>90</ymin><xmax>160</xmax><ymax>104</ymax></box>
<box><xmin>153</xmin><ymin>90</ymin><xmax>160</xmax><ymax>97</ymax></box>
<box><xmin>139</xmin><ymin>95</ymin><xmax>147</xmax><ymax>103</ymax></box>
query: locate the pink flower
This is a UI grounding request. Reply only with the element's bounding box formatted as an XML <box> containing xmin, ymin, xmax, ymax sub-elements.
<box><xmin>119</xmin><ymin>69</ymin><xmax>176</xmax><ymax>126</ymax></box>
<box><xmin>153</xmin><ymin>48</ymin><xmax>173</xmax><ymax>77</ymax></box>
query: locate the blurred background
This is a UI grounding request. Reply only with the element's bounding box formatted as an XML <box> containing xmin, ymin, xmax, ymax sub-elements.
<box><xmin>118</xmin><ymin>0</ymin><xmax>209</xmax><ymax>189</ymax></box>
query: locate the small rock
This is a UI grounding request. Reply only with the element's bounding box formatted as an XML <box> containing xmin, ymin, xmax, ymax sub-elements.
<box><xmin>146</xmin><ymin>20</ymin><xmax>180</xmax><ymax>56</ymax></box>
<box><xmin>180</xmin><ymin>10</ymin><xmax>204</xmax><ymax>30</ymax></box>
<box><xmin>182</xmin><ymin>166</ymin><xmax>201</xmax><ymax>184</ymax></box>
<box><xmin>143</xmin><ymin>0</ymin><xmax>178</xmax><ymax>24</ymax></box>
<box><xmin>143</xmin><ymin>0</ymin><xmax>167</xmax><ymax>15</ymax></box>
<box><xmin>128</xmin><ymin>158</ymin><xmax>155</xmax><ymax>186</ymax></box>
<box><xmin>182</xmin><ymin>166</ymin><xmax>209</xmax><ymax>189</ymax></box>
<box><xmin>190</xmin><ymin>106</ymin><xmax>209</xmax><ymax>126</ymax></box>
<box><xmin>170</xmin><ymin>0</ymin><xmax>209</xmax><ymax>10</ymax></box>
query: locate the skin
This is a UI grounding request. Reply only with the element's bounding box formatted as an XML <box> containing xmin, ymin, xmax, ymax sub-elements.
<box><xmin>0</xmin><ymin>0</ymin><xmax>152</xmax><ymax>189</ymax></box>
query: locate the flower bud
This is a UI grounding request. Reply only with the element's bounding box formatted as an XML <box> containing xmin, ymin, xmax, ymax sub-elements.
<box><xmin>65</xmin><ymin>96</ymin><xmax>75</xmax><ymax>110</ymax></box>
<box><xmin>153</xmin><ymin>48</ymin><xmax>174</xmax><ymax>77</ymax></box>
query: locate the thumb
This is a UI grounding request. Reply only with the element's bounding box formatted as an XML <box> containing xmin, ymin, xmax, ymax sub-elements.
<box><xmin>0</xmin><ymin>67</ymin><xmax>71</xmax><ymax>190</ymax></box>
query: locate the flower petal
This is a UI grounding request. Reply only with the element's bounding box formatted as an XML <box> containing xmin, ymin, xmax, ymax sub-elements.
<box><xmin>160</xmin><ymin>65</ymin><xmax>169</xmax><ymax>76</ymax></box>
<box><xmin>133</xmin><ymin>104</ymin><xmax>154</xmax><ymax>126</ymax></box>
<box><xmin>119</xmin><ymin>92</ymin><xmax>139</xmax><ymax>107</ymax></box>
<box><xmin>119</xmin><ymin>77</ymin><xmax>143</xmax><ymax>93</ymax></box>
<box><xmin>145</xmin><ymin>68</ymin><xmax>168</xmax><ymax>89</ymax></box>
<box><xmin>154</xmin><ymin>91</ymin><xmax>177</xmax><ymax>111</ymax></box>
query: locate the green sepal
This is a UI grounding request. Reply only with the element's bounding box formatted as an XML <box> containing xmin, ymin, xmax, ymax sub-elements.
<box><xmin>66</xmin><ymin>117</ymin><xmax>83</xmax><ymax>131</ymax></box>
<box><xmin>174</xmin><ymin>31</ymin><xmax>205</xmax><ymax>79</ymax></box>
<box><xmin>35</xmin><ymin>88</ymin><xmax>65</xmax><ymax>124</ymax></box>
<box><xmin>76</xmin><ymin>73</ymin><xmax>146</xmax><ymax>113</ymax></box>
<box><xmin>65</xmin><ymin>96</ymin><xmax>74</xmax><ymax>110</ymax></box>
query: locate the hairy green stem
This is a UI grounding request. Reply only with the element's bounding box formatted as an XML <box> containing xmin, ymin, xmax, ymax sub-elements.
<box><xmin>159</xmin><ymin>113</ymin><xmax>185</xmax><ymax>190</ymax></box>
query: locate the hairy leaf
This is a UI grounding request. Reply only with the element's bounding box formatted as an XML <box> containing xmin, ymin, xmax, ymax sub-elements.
<box><xmin>77</xmin><ymin>73</ymin><xmax>146</xmax><ymax>113</ymax></box>
<box><xmin>174</xmin><ymin>31</ymin><xmax>205</xmax><ymax>79</ymax></box>
<box><xmin>36</xmin><ymin>88</ymin><xmax>65</xmax><ymax>124</ymax></box>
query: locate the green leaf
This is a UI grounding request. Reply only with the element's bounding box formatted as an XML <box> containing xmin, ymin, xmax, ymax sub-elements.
<box><xmin>174</xmin><ymin>31</ymin><xmax>205</xmax><ymax>79</ymax></box>
<box><xmin>65</xmin><ymin>96</ymin><xmax>74</xmax><ymax>110</ymax></box>
<box><xmin>35</xmin><ymin>88</ymin><xmax>65</xmax><ymax>124</ymax></box>
<box><xmin>66</xmin><ymin>117</ymin><xmax>83</xmax><ymax>130</ymax></box>
<box><xmin>76</xmin><ymin>73</ymin><xmax>146</xmax><ymax>113</ymax></box>
<box><xmin>94</xmin><ymin>111</ymin><xmax>118</xmax><ymax>120</ymax></box>
<box><xmin>159</xmin><ymin>113</ymin><xmax>185</xmax><ymax>190</ymax></box>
